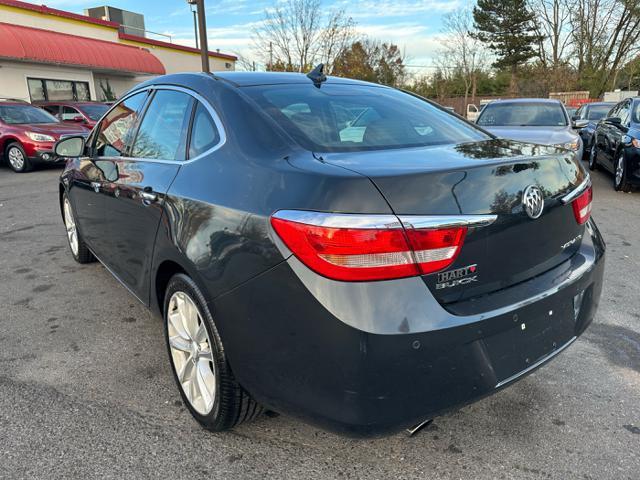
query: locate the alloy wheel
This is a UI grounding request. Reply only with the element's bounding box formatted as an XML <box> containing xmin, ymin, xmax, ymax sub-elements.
<box><xmin>63</xmin><ymin>198</ymin><xmax>79</xmax><ymax>256</ymax></box>
<box><xmin>616</xmin><ymin>155</ymin><xmax>625</xmax><ymax>187</ymax></box>
<box><xmin>167</xmin><ymin>291</ymin><xmax>216</xmax><ymax>415</ymax></box>
<box><xmin>8</xmin><ymin>146</ymin><xmax>25</xmax><ymax>171</ymax></box>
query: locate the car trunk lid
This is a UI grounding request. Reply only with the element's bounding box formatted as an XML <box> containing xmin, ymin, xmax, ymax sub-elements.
<box><xmin>318</xmin><ymin>139</ymin><xmax>589</xmax><ymax>304</ymax></box>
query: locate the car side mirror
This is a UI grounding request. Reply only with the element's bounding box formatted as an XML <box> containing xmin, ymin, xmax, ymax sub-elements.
<box><xmin>55</xmin><ymin>135</ymin><xmax>85</xmax><ymax>157</ymax></box>
<box><xmin>606</xmin><ymin>116</ymin><xmax>622</xmax><ymax>125</ymax></box>
<box><xmin>573</xmin><ymin>119</ymin><xmax>588</xmax><ymax>129</ymax></box>
<box><xmin>72</xmin><ymin>115</ymin><xmax>85</xmax><ymax>123</ymax></box>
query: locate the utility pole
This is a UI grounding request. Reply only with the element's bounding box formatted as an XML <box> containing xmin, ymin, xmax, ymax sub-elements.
<box><xmin>187</xmin><ymin>0</ymin><xmax>209</xmax><ymax>72</ymax></box>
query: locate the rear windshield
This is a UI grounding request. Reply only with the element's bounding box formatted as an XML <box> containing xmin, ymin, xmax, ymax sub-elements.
<box><xmin>79</xmin><ymin>104</ymin><xmax>110</xmax><ymax>120</ymax></box>
<box><xmin>587</xmin><ymin>105</ymin><xmax>613</xmax><ymax>120</ymax></box>
<box><xmin>477</xmin><ymin>102</ymin><xmax>568</xmax><ymax>127</ymax></box>
<box><xmin>0</xmin><ymin>105</ymin><xmax>59</xmax><ymax>124</ymax></box>
<box><xmin>243</xmin><ymin>84</ymin><xmax>489</xmax><ymax>152</ymax></box>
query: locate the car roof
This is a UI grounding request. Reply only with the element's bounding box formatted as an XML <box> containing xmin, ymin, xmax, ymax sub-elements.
<box><xmin>487</xmin><ymin>98</ymin><xmax>563</xmax><ymax>105</ymax></box>
<box><xmin>584</xmin><ymin>102</ymin><xmax>615</xmax><ymax>106</ymax></box>
<box><xmin>212</xmin><ymin>71</ymin><xmax>383</xmax><ymax>88</ymax></box>
<box><xmin>35</xmin><ymin>101</ymin><xmax>105</xmax><ymax>105</ymax></box>
<box><xmin>137</xmin><ymin>71</ymin><xmax>386</xmax><ymax>90</ymax></box>
<box><xmin>0</xmin><ymin>101</ymin><xmax>34</xmax><ymax>106</ymax></box>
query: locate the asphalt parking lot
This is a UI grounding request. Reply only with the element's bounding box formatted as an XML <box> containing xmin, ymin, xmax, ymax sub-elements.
<box><xmin>1</xmin><ymin>163</ymin><xmax>639</xmax><ymax>480</ymax></box>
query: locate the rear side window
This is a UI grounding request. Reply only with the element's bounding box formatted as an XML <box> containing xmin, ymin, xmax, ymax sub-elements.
<box><xmin>131</xmin><ymin>90</ymin><xmax>193</xmax><ymax>161</ymax></box>
<box><xmin>42</xmin><ymin>105</ymin><xmax>60</xmax><ymax>117</ymax></box>
<box><xmin>244</xmin><ymin>84</ymin><xmax>488</xmax><ymax>152</ymax></box>
<box><xmin>94</xmin><ymin>91</ymin><xmax>147</xmax><ymax>157</ymax></box>
<box><xmin>188</xmin><ymin>102</ymin><xmax>221</xmax><ymax>158</ymax></box>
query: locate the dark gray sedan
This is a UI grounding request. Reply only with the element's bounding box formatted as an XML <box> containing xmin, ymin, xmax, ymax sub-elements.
<box><xmin>54</xmin><ymin>71</ymin><xmax>604</xmax><ymax>437</ymax></box>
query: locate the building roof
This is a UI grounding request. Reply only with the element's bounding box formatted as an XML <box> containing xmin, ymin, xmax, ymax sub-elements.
<box><xmin>0</xmin><ymin>22</ymin><xmax>165</xmax><ymax>75</ymax></box>
<box><xmin>0</xmin><ymin>0</ymin><xmax>237</xmax><ymax>61</ymax></box>
<box><xmin>118</xmin><ymin>33</ymin><xmax>237</xmax><ymax>61</ymax></box>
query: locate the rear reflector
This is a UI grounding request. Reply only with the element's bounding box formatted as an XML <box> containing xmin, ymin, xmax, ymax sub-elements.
<box><xmin>270</xmin><ymin>212</ymin><xmax>467</xmax><ymax>282</ymax></box>
<box><xmin>571</xmin><ymin>185</ymin><xmax>592</xmax><ymax>224</ymax></box>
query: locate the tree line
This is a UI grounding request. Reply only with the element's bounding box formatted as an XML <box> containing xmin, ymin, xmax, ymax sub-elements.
<box><xmin>242</xmin><ymin>0</ymin><xmax>640</xmax><ymax>102</ymax></box>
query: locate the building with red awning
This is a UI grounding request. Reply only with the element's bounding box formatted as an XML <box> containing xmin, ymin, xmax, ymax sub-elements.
<box><xmin>0</xmin><ymin>0</ymin><xmax>236</xmax><ymax>102</ymax></box>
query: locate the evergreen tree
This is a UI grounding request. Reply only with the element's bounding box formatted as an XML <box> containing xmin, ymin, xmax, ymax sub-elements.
<box><xmin>472</xmin><ymin>0</ymin><xmax>541</xmax><ymax>94</ymax></box>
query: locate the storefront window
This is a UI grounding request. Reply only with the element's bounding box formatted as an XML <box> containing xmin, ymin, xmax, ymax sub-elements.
<box><xmin>75</xmin><ymin>82</ymin><xmax>90</xmax><ymax>101</ymax></box>
<box><xmin>27</xmin><ymin>78</ymin><xmax>92</xmax><ymax>101</ymax></box>
<box><xmin>27</xmin><ymin>79</ymin><xmax>46</xmax><ymax>101</ymax></box>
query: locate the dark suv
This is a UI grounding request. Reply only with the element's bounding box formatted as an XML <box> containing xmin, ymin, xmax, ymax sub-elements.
<box><xmin>36</xmin><ymin>101</ymin><xmax>110</xmax><ymax>130</ymax></box>
<box><xmin>0</xmin><ymin>100</ymin><xmax>87</xmax><ymax>172</ymax></box>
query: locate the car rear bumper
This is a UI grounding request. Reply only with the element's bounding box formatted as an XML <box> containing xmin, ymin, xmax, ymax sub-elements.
<box><xmin>212</xmin><ymin>218</ymin><xmax>605</xmax><ymax>437</ymax></box>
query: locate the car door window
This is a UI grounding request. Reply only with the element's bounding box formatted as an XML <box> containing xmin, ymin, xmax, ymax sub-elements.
<box><xmin>575</xmin><ymin>106</ymin><xmax>584</xmax><ymax>119</ymax></box>
<box><xmin>188</xmin><ymin>102</ymin><xmax>221</xmax><ymax>158</ymax></box>
<box><xmin>61</xmin><ymin>106</ymin><xmax>81</xmax><ymax>120</ymax></box>
<box><xmin>620</xmin><ymin>101</ymin><xmax>631</xmax><ymax>126</ymax></box>
<box><xmin>94</xmin><ymin>91</ymin><xmax>147</xmax><ymax>157</ymax></box>
<box><xmin>130</xmin><ymin>90</ymin><xmax>193</xmax><ymax>161</ymax></box>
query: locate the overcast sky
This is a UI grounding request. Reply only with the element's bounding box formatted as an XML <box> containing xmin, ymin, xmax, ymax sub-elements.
<box><xmin>26</xmin><ymin>0</ymin><xmax>464</xmax><ymax>74</ymax></box>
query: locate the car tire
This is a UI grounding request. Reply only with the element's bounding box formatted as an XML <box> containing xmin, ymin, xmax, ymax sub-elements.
<box><xmin>62</xmin><ymin>193</ymin><xmax>95</xmax><ymax>263</ymax></box>
<box><xmin>588</xmin><ymin>142</ymin><xmax>599</xmax><ymax>171</ymax></box>
<box><xmin>614</xmin><ymin>151</ymin><xmax>632</xmax><ymax>192</ymax></box>
<box><xmin>163</xmin><ymin>273</ymin><xmax>262</xmax><ymax>431</ymax></box>
<box><xmin>5</xmin><ymin>142</ymin><xmax>31</xmax><ymax>173</ymax></box>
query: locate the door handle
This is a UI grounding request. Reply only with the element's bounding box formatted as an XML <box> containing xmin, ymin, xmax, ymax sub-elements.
<box><xmin>140</xmin><ymin>189</ymin><xmax>158</xmax><ymax>203</ymax></box>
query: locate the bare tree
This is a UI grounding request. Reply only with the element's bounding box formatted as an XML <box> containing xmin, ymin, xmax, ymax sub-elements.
<box><xmin>439</xmin><ymin>7</ymin><xmax>487</xmax><ymax>107</ymax></box>
<box><xmin>253</xmin><ymin>0</ymin><xmax>355</xmax><ymax>73</ymax></box>
<box><xmin>530</xmin><ymin>0</ymin><xmax>573</xmax><ymax>70</ymax></box>
<box><xmin>568</xmin><ymin>0</ymin><xmax>640</xmax><ymax>95</ymax></box>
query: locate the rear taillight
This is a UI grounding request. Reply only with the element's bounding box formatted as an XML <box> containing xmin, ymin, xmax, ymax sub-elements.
<box><xmin>571</xmin><ymin>185</ymin><xmax>592</xmax><ymax>224</ymax></box>
<box><xmin>270</xmin><ymin>212</ymin><xmax>467</xmax><ymax>282</ymax></box>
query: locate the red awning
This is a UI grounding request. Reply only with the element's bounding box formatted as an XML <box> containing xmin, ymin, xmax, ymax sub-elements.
<box><xmin>0</xmin><ymin>22</ymin><xmax>165</xmax><ymax>75</ymax></box>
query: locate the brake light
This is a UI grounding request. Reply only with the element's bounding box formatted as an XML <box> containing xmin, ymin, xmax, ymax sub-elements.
<box><xmin>571</xmin><ymin>186</ymin><xmax>593</xmax><ymax>224</ymax></box>
<box><xmin>270</xmin><ymin>212</ymin><xmax>467</xmax><ymax>282</ymax></box>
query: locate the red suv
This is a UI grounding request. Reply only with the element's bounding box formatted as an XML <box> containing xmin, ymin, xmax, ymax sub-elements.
<box><xmin>0</xmin><ymin>101</ymin><xmax>88</xmax><ymax>173</ymax></box>
<box><xmin>36</xmin><ymin>101</ymin><xmax>110</xmax><ymax>130</ymax></box>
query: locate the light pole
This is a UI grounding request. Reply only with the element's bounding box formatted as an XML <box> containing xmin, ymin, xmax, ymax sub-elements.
<box><xmin>187</xmin><ymin>0</ymin><xmax>209</xmax><ymax>73</ymax></box>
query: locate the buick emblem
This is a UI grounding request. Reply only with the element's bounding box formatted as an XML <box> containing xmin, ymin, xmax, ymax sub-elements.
<box><xmin>523</xmin><ymin>185</ymin><xmax>544</xmax><ymax>219</ymax></box>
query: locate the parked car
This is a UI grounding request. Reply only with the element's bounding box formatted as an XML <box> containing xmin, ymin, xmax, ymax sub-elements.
<box><xmin>56</xmin><ymin>71</ymin><xmax>604</xmax><ymax>437</ymax></box>
<box><xmin>476</xmin><ymin>98</ymin><xmax>583</xmax><ymax>160</ymax></box>
<box><xmin>36</xmin><ymin>101</ymin><xmax>110</xmax><ymax>130</ymax></box>
<box><xmin>0</xmin><ymin>100</ymin><xmax>87</xmax><ymax>172</ymax></box>
<box><xmin>572</xmin><ymin>102</ymin><xmax>616</xmax><ymax>158</ymax></box>
<box><xmin>589</xmin><ymin>97</ymin><xmax>640</xmax><ymax>191</ymax></box>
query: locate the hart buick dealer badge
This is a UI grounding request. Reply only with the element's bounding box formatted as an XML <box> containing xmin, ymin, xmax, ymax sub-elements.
<box><xmin>436</xmin><ymin>264</ymin><xmax>478</xmax><ymax>290</ymax></box>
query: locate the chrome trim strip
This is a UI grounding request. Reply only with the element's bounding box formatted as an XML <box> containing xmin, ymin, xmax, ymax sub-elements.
<box><xmin>272</xmin><ymin>210</ymin><xmax>498</xmax><ymax>230</ymax></box>
<box><xmin>399</xmin><ymin>214</ymin><xmax>497</xmax><ymax>229</ymax></box>
<box><xmin>272</xmin><ymin>210</ymin><xmax>402</xmax><ymax>229</ymax></box>
<box><xmin>94</xmin><ymin>84</ymin><xmax>227</xmax><ymax>166</ymax></box>
<box><xmin>560</xmin><ymin>176</ymin><xmax>591</xmax><ymax>204</ymax></box>
<box><xmin>494</xmin><ymin>336</ymin><xmax>577</xmax><ymax>389</ymax></box>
